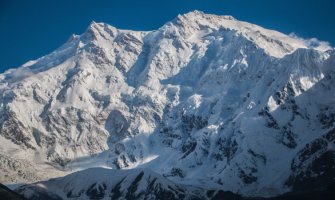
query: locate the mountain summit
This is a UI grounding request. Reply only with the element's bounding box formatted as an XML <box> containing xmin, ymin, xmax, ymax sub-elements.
<box><xmin>0</xmin><ymin>11</ymin><xmax>334</xmax><ymax>199</ymax></box>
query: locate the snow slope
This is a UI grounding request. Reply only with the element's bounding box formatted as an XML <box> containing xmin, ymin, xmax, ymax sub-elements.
<box><xmin>1</xmin><ymin>10</ymin><xmax>334</xmax><ymax>197</ymax></box>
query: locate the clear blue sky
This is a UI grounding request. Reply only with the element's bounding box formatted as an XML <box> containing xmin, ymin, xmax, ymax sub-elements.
<box><xmin>0</xmin><ymin>0</ymin><xmax>334</xmax><ymax>73</ymax></box>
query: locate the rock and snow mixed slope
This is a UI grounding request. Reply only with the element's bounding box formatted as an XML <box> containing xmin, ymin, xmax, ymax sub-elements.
<box><xmin>16</xmin><ymin>168</ymin><xmax>198</xmax><ymax>200</ymax></box>
<box><xmin>0</xmin><ymin>10</ymin><xmax>334</xmax><ymax>198</ymax></box>
<box><xmin>14</xmin><ymin>167</ymin><xmax>335</xmax><ymax>200</ymax></box>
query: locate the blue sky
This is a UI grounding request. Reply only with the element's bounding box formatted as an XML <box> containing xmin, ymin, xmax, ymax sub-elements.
<box><xmin>0</xmin><ymin>0</ymin><xmax>334</xmax><ymax>72</ymax></box>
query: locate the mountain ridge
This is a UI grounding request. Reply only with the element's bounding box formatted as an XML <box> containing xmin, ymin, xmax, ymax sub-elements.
<box><xmin>0</xmin><ymin>10</ymin><xmax>334</xmax><ymax>198</ymax></box>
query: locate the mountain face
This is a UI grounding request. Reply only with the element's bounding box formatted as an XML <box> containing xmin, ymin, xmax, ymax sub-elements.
<box><xmin>1</xmin><ymin>10</ymin><xmax>334</xmax><ymax>198</ymax></box>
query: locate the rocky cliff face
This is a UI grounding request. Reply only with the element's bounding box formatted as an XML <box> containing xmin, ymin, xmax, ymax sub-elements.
<box><xmin>1</xmin><ymin>10</ymin><xmax>334</xmax><ymax>198</ymax></box>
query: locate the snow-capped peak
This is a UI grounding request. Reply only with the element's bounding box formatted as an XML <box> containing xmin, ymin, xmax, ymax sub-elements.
<box><xmin>177</xmin><ymin>10</ymin><xmax>235</xmax><ymax>22</ymax></box>
<box><xmin>166</xmin><ymin>10</ymin><xmax>331</xmax><ymax>58</ymax></box>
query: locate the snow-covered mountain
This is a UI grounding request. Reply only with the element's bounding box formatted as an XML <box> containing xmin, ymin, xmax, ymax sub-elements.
<box><xmin>1</xmin><ymin>10</ymin><xmax>334</xmax><ymax>198</ymax></box>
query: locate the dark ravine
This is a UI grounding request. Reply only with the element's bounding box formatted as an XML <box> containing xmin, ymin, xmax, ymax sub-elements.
<box><xmin>0</xmin><ymin>184</ymin><xmax>27</xmax><ymax>200</ymax></box>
